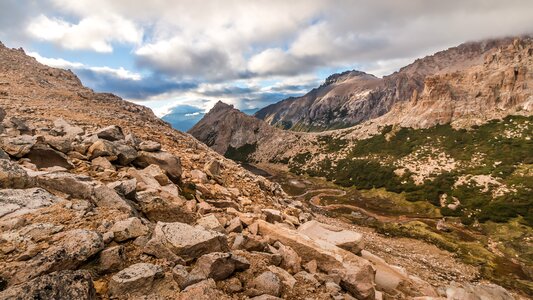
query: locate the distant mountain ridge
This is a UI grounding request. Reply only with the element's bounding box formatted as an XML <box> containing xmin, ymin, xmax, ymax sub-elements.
<box><xmin>254</xmin><ymin>36</ymin><xmax>526</xmax><ymax>131</ymax></box>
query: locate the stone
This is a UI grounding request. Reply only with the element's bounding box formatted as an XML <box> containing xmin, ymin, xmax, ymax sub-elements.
<box><xmin>267</xmin><ymin>265</ymin><xmax>296</xmax><ymax>289</ymax></box>
<box><xmin>44</xmin><ymin>135</ymin><xmax>73</xmax><ymax>153</ymax></box>
<box><xmin>93</xmin><ymin>184</ymin><xmax>133</xmax><ymax>213</ymax></box>
<box><xmin>0</xmin><ymin>188</ymin><xmax>62</xmax><ymax>219</ymax></box>
<box><xmin>107</xmin><ymin>178</ymin><xmax>137</xmax><ymax>200</ymax></box>
<box><xmin>96</xmin><ymin>125</ymin><xmax>124</xmax><ymax>141</ymax></box>
<box><xmin>98</xmin><ymin>245</ymin><xmax>125</xmax><ymax>273</ymax></box>
<box><xmin>262</xmin><ymin>209</ymin><xmax>283</xmax><ymax>223</ymax></box>
<box><xmin>276</xmin><ymin>242</ymin><xmax>301</xmax><ymax>274</ymax></box>
<box><xmin>1</xmin><ymin>135</ymin><xmax>35</xmax><ymax>158</ymax></box>
<box><xmin>190</xmin><ymin>169</ymin><xmax>208</xmax><ymax>183</ymax></box>
<box><xmin>251</xmin><ymin>271</ymin><xmax>282</xmax><ymax>297</ymax></box>
<box><xmin>108</xmin><ymin>263</ymin><xmax>163</xmax><ymax>297</ymax></box>
<box><xmin>0</xmin><ymin>159</ymin><xmax>34</xmax><ymax>188</ymax></box>
<box><xmin>178</xmin><ymin>279</ymin><xmax>229</xmax><ymax>300</ymax></box>
<box><xmin>9</xmin><ymin>229</ymin><xmax>104</xmax><ymax>284</ymax></box>
<box><xmin>298</xmin><ymin>220</ymin><xmax>364</xmax><ymax>254</ymax></box>
<box><xmin>53</xmin><ymin>118</ymin><xmax>84</xmax><ymax>137</ymax></box>
<box><xmin>0</xmin><ymin>270</ymin><xmax>96</xmax><ymax>300</ymax></box>
<box><xmin>303</xmin><ymin>260</ymin><xmax>318</xmax><ymax>274</ymax></box>
<box><xmin>184</xmin><ymin>252</ymin><xmax>250</xmax><ymax>287</ymax></box>
<box><xmin>91</xmin><ymin>157</ymin><xmax>115</xmax><ymax>171</ymax></box>
<box><xmin>111</xmin><ymin>217</ymin><xmax>149</xmax><ymax>242</ymax></box>
<box><xmin>257</xmin><ymin>220</ymin><xmax>375</xmax><ymax>299</ymax></box>
<box><xmin>172</xmin><ymin>264</ymin><xmax>190</xmax><ymax>289</ymax></box>
<box><xmin>445</xmin><ymin>282</ymin><xmax>514</xmax><ymax>300</ymax></box>
<box><xmin>87</xmin><ymin>139</ymin><xmax>117</xmax><ymax>160</ymax></box>
<box><xmin>204</xmin><ymin>159</ymin><xmax>221</xmax><ymax>177</ymax></box>
<box><xmin>113</xmin><ymin>142</ymin><xmax>138</xmax><ymax>165</ymax></box>
<box><xmin>144</xmin><ymin>221</ymin><xmax>229</xmax><ymax>262</ymax></box>
<box><xmin>0</xmin><ymin>107</ymin><xmax>5</xmax><ymax>122</ymax></box>
<box><xmin>18</xmin><ymin>222</ymin><xmax>64</xmax><ymax>242</ymax></box>
<box><xmin>197</xmin><ymin>201</ymin><xmax>214</xmax><ymax>215</ymax></box>
<box><xmin>142</xmin><ymin>164</ymin><xmax>171</xmax><ymax>186</ymax></box>
<box><xmin>135</xmin><ymin>190</ymin><xmax>193</xmax><ymax>223</ymax></box>
<box><xmin>226</xmin><ymin>216</ymin><xmax>243</xmax><ymax>233</ymax></box>
<box><xmin>250</xmin><ymin>295</ymin><xmax>283</xmax><ymax>300</ymax></box>
<box><xmin>139</xmin><ymin>141</ymin><xmax>161</xmax><ymax>152</ymax></box>
<box><xmin>134</xmin><ymin>151</ymin><xmax>182</xmax><ymax>182</ymax></box>
<box><xmin>36</xmin><ymin>172</ymin><xmax>93</xmax><ymax>199</ymax></box>
<box><xmin>197</xmin><ymin>214</ymin><xmax>224</xmax><ymax>232</ymax></box>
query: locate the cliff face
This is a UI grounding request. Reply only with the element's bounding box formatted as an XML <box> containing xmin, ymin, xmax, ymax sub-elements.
<box><xmin>255</xmin><ymin>37</ymin><xmax>523</xmax><ymax>131</ymax></box>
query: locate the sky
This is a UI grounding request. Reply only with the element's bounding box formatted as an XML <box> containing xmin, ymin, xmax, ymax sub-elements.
<box><xmin>1</xmin><ymin>0</ymin><xmax>532</xmax><ymax>130</ymax></box>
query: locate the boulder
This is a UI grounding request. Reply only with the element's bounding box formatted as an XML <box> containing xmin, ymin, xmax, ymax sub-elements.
<box><xmin>113</xmin><ymin>142</ymin><xmax>138</xmax><ymax>165</ymax></box>
<box><xmin>53</xmin><ymin>118</ymin><xmax>84</xmax><ymax>137</ymax></box>
<box><xmin>267</xmin><ymin>266</ymin><xmax>296</xmax><ymax>289</ymax></box>
<box><xmin>9</xmin><ymin>229</ymin><xmax>104</xmax><ymax>284</ymax></box>
<box><xmin>256</xmin><ymin>220</ymin><xmax>375</xmax><ymax>299</ymax></box>
<box><xmin>91</xmin><ymin>157</ymin><xmax>115</xmax><ymax>171</ymax></box>
<box><xmin>142</xmin><ymin>164</ymin><xmax>171</xmax><ymax>186</ymax></box>
<box><xmin>204</xmin><ymin>159</ymin><xmax>221</xmax><ymax>177</ymax></box>
<box><xmin>0</xmin><ymin>159</ymin><xmax>34</xmax><ymax>188</ymax></box>
<box><xmin>36</xmin><ymin>172</ymin><xmax>93</xmax><ymax>199</ymax></box>
<box><xmin>276</xmin><ymin>242</ymin><xmax>301</xmax><ymax>274</ymax></box>
<box><xmin>250</xmin><ymin>271</ymin><xmax>282</xmax><ymax>297</ymax></box>
<box><xmin>87</xmin><ymin>139</ymin><xmax>117</xmax><ymax>160</ymax></box>
<box><xmin>135</xmin><ymin>190</ymin><xmax>193</xmax><ymax>223</ymax></box>
<box><xmin>134</xmin><ymin>151</ymin><xmax>182</xmax><ymax>182</ymax></box>
<box><xmin>107</xmin><ymin>179</ymin><xmax>137</xmax><ymax>200</ymax></box>
<box><xmin>0</xmin><ymin>188</ymin><xmax>62</xmax><ymax>219</ymax></box>
<box><xmin>93</xmin><ymin>185</ymin><xmax>133</xmax><ymax>213</ymax></box>
<box><xmin>189</xmin><ymin>252</ymin><xmax>250</xmax><ymax>282</ymax></box>
<box><xmin>26</xmin><ymin>144</ymin><xmax>74</xmax><ymax>170</ymax></box>
<box><xmin>1</xmin><ymin>135</ymin><xmax>35</xmax><ymax>158</ymax></box>
<box><xmin>96</xmin><ymin>125</ymin><xmax>124</xmax><ymax>141</ymax></box>
<box><xmin>144</xmin><ymin>222</ymin><xmax>229</xmax><ymax>262</ymax></box>
<box><xmin>445</xmin><ymin>282</ymin><xmax>514</xmax><ymax>300</ymax></box>
<box><xmin>97</xmin><ymin>245</ymin><xmax>125</xmax><ymax>273</ymax></box>
<box><xmin>0</xmin><ymin>270</ymin><xmax>96</xmax><ymax>300</ymax></box>
<box><xmin>190</xmin><ymin>169</ymin><xmax>208</xmax><ymax>183</ymax></box>
<box><xmin>262</xmin><ymin>209</ymin><xmax>283</xmax><ymax>223</ymax></box>
<box><xmin>111</xmin><ymin>217</ymin><xmax>149</xmax><ymax>242</ymax></box>
<box><xmin>108</xmin><ymin>263</ymin><xmax>163</xmax><ymax>297</ymax></box>
<box><xmin>139</xmin><ymin>141</ymin><xmax>161</xmax><ymax>152</ymax></box>
<box><xmin>298</xmin><ymin>220</ymin><xmax>364</xmax><ymax>254</ymax></box>
<box><xmin>177</xmin><ymin>279</ymin><xmax>230</xmax><ymax>300</ymax></box>
<box><xmin>226</xmin><ymin>217</ymin><xmax>243</xmax><ymax>233</ymax></box>
<box><xmin>197</xmin><ymin>214</ymin><xmax>225</xmax><ymax>232</ymax></box>
<box><xmin>44</xmin><ymin>135</ymin><xmax>73</xmax><ymax>153</ymax></box>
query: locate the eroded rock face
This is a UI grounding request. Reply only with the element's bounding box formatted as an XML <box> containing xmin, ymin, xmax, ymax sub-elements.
<box><xmin>144</xmin><ymin>222</ymin><xmax>229</xmax><ymax>262</ymax></box>
<box><xmin>0</xmin><ymin>270</ymin><xmax>96</xmax><ymax>300</ymax></box>
<box><xmin>0</xmin><ymin>188</ymin><xmax>62</xmax><ymax>219</ymax></box>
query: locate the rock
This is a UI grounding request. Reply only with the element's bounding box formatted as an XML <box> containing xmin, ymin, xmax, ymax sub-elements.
<box><xmin>197</xmin><ymin>214</ymin><xmax>224</xmax><ymax>232</ymax></box>
<box><xmin>250</xmin><ymin>271</ymin><xmax>282</xmax><ymax>297</ymax></box>
<box><xmin>226</xmin><ymin>217</ymin><xmax>243</xmax><ymax>233</ymax></box>
<box><xmin>107</xmin><ymin>178</ymin><xmax>137</xmax><ymax>200</ymax></box>
<box><xmin>17</xmin><ymin>222</ymin><xmax>64</xmax><ymax>242</ymax></box>
<box><xmin>0</xmin><ymin>188</ymin><xmax>62</xmax><ymax>219</ymax></box>
<box><xmin>111</xmin><ymin>217</ymin><xmax>149</xmax><ymax>242</ymax></box>
<box><xmin>91</xmin><ymin>157</ymin><xmax>115</xmax><ymax>171</ymax></box>
<box><xmin>25</xmin><ymin>144</ymin><xmax>74</xmax><ymax>170</ymax></box>
<box><xmin>197</xmin><ymin>201</ymin><xmax>214</xmax><ymax>215</ymax></box>
<box><xmin>97</xmin><ymin>245</ymin><xmax>125</xmax><ymax>273</ymax></box>
<box><xmin>44</xmin><ymin>135</ymin><xmax>73</xmax><ymax>153</ymax></box>
<box><xmin>144</xmin><ymin>221</ymin><xmax>229</xmax><ymax>262</ymax></box>
<box><xmin>53</xmin><ymin>118</ymin><xmax>84</xmax><ymax>137</ymax></box>
<box><xmin>172</xmin><ymin>264</ymin><xmax>190</xmax><ymax>288</ymax></box>
<box><xmin>108</xmin><ymin>263</ymin><xmax>163</xmax><ymax>297</ymax></box>
<box><xmin>9</xmin><ymin>229</ymin><xmax>104</xmax><ymax>284</ymax></box>
<box><xmin>0</xmin><ymin>270</ymin><xmax>96</xmax><ymax>300</ymax></box>
<box><xmin>36</xmin><ymin>172</ymin><xmax>93</xmax><ymax>199</ymax></box>
<box><xmin>139</xmin><ymin>141</ymin><xmax>161</xmax><ymax>152</ymax></box>
<box><xmin>225</xmin><ymin>277</ymin><xmax>243</xmax><ymax>293</ymax></box>
<box><xmin>185</xmin><ymin>252</ymin><xmax>250</xmax><ymax>286</ymax></box>
<box><xmin>250</xmin><ymin>295</ymin><xmax>283</xmax><ymax>300</ymax></box>
<box><xmin>96</xmin><ymin>125</ymin><xmax>124</xmax><ymax>141</ymax></box>
<box><xmin>298</xmin><ymin>220</ymin><xmax>364</xmax><ymax>254</ymax></box>
<box><xmin>262</xmin><ymin>209</ymin><xmax>283</xmax><ymax>223</ymax></box>
<box><xmin>142</xmin><ymin>164</ymin><xmax>171</xmax><ymax>186</ymax></box>
<box><xmin>134</xmin><ymin>151</ymin><xmax>182</xmax><ymax>182</ymax></box>
<box><xmin>113</xmin><ymin>142</ymin><xmax>138</xmax><ymax>165</ymax></box>
<box><xmin>0</xmin><ymin>107</ymin><xmax>5</xmax><ymax>122</ymax></box>
<box><xmin>135</xmin><ymin>190</ymin><xmax>193</xmax><ymax>223</ymax></box>
<box><xmin>178</xmin><ymin>279</ymin><xmax>229</xmax><ymax>300</ymax></box>
<box><xmin>276</xmin><ymin>242</ymin><xmax>301</xmax><ymax>274</ymax></box>
<box><xmin>190</xmin><ymin>169</ymin><xmax>208</xmax><ymax>183</ymax></box>
<box><xmin>267</xmin><ymin>265</ymin><xmax>296</xmax><ymax>289</ymax></box>
<box><xmin>0</xmin><ymin>149</ymin><xmax>8</xmax><ymax>159</ymax></box>
<box><xmin>0</xmin><ymin>159</ymin><xmax>34</xmax><ymax>188</ymax></box>
<box><xmin>303</xmin><ymin>260</ymin><xmax>318</xmax><ymax>274</ymax></box>
<box><xmin>445</xmin><ymin>282</ymin><xmax>514</xmax><ymax>300</ymax></box>
<box><xmin>6</xmin><ymin>117</ymin><xmax>32</xmax><ymax>134</ymax></box>
<box><xmin>257</xmin><ymin>220</ymin><xmax>375</xmax><ymax>299</ymax></box>
<box><xmin>204</xmin><ymin>159</ymin><xmax>221</xmax><ymax>177</ymax></box>
<box><xmin>87</xmin><ymin>139</ymin><xmax>117</xmax><ymax>160</ymax></box>
<box><xmin>93</xmin><ymin>184</ymin><xmax>133</xmax><ymax>213</ymax></box>
<box><xmin>1</xmin><ymin>135</ymin><xmax>35</xmax><ymax>158</ymax></box>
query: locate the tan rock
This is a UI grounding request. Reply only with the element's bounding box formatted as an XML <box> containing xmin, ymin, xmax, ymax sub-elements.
<box><xmin>298</xmin><ymin>220</ymin><xmax>364</xmax><ymax>254</ymax></box>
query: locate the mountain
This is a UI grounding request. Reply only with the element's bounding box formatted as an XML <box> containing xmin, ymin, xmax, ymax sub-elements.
<box><xmin>255</xmin><ymin>37</ymin><xmax>527</xmax><ymax>131</ymax></box>
<box><xmin>190</xmin><ymin>37</ymin><xmax>533</xmax><ymax>296</ymax></box>
<box><xmin>0</xmin><ymin>41</ymin><xmax>499</xmax><ymax>299</ymax></box>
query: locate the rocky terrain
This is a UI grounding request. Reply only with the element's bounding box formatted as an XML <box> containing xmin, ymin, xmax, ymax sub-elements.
<box><xmin>255</xmin><ymin>36</ymin><xmax>531</xmax><ymax>131</ymax></box>
<box><xmin>0</xmin><ymin>41</ymin><xmax>520</xmax><ymax>299</ymax></box>
<box><xmin>190</xmin><ymin>37</ymin><xmax>533</xmax><ymax>297</ymax></box>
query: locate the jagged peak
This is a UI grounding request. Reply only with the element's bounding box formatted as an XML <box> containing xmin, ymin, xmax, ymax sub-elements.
<box><xmin>210</xmin><ymin>100</ymin><xmax>234</xmax><ymax>113</ymax></box>
<box><xmin>322</xmin><ymin>70</ymin><xmax>375</xmax><ymax>87</ymax></box>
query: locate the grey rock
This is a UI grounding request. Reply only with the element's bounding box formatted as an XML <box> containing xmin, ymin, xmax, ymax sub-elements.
<box><xmin>108</xmin><ymin>263</ymin><xmax>163</xmax><ymax>296</ymax></box>
<box><xmin>0</xmin><ymin>188</ymin><xmax>62</xmax><ymax>219</ymax></box>
<box><xmin>134</xmin><ymin>151</ymin><xmax>182</xmax><ymax>182</ymax></box>
<box><xmin>96</xmin><ymin>125</ymin><xmax>124</xmax><ymax>141</ymax></box>
<box><xmin>87</xmin><ymin>139</ymin><xmax>117</xmax><ymax>160</ymax></box>
<box><xmin>196</xmin><ymin>214</ymin><xmax>224</xmax><ymax>232</ymax></box>
<box><xmin>144</xmin><ymin>221</ymin><xmax>229</xmax><ymax>262</ymax></box>
<box><xmin>445</xmin><ymin>282</ymin><xmax>514</xmax><ymax>300</ymax></box>
<box><xmin>26</xmin><ymin>144</ymin><xmax>74</xmax><ymax>170</ymax></box>
<box><xmin>138</xmin><ymin>141</ymin><xmax>161</xmax><ymax>152</ymax></box>
<box><xmin>93</xmin><ymin>184</ymin><xmax>133</xmax><ymax>213</ymax></box>
<box><xmin>0</xmin><ymin>270</ymin><xmax>96</xmax><ymax>300</ymax></box>
<box><xmin>97</xmin><ymin>245</ymin><xmax>125</xmax><ymax>273</ymax></box>
<box><xmin>111</xmin><ymin>217</ymin><xmax>149</xmax><ymax>242</ymax></box>
<box><xmin>36</xmin><ymin>172</ymin><xmax>93</xmax><ymax>199</ymax></box>
<box><xmin>186</xmin><ymin>252</ymin><xmax>250</xmax><ymax>284</ymax></box>
<box><xmin>53</xmin><ymin>118</ymin><xmax>84</xmax><ymax>137</ymax></box>
<box><xmin>113</xmin><ymin>142</ymin><xmax>138</xmax><ymax>165</ymax></box>
<box><xmin>1</xmin><ymin>135</ymin><xmax>35</xmax><ymax>158</ymax></box>
<box><xmin>262</xmin><ymin>209</ymin><xmax>283</xmax><ymax>223</ymax></box>
<box><xmin>251</xmin><ymin>271</ymin><xmax>282</xmax><ymax>297</ymax></box>
<box><xmin>0</xmin><ymin>159</ymin><xmax>34</xmax><ymax>189</ymax></box>
<box><xmin>107</xmin><ymin>178</ymin><xmax>137</xmax><ymax>200</ymax></box>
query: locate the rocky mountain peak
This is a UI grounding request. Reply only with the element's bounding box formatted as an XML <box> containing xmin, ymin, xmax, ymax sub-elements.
<box><xmin>322</xmin><ymin>70</ymin><xmax>374</xmax><ymax>87</ymax></box>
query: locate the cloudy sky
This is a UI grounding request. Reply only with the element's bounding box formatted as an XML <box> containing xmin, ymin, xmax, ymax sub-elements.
<box><xmin>1</xmin><ymin>0</ymin><xmax>532</xmax><ymax>129</ymax></box>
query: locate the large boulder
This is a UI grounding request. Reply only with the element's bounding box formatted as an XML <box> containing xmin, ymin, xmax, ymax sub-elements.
<box><xmin>250</xmin><ymin>271</ymin><xmax>282</xmax><ymax>297</ymax></box>
<box><xmin>87</xmin><ymin>139</ymin><xmax>117</xmax><ymax>160</ymax></box>
<box><xmin>0</xmin><ymin>159</ymin><xmax>34</xmax><ymax>188</ymax></box>
<box><xmin>298</xmin><ymin>220</ymin><xmax>364</xmax><ymax>254</ymax></box>
<box><xmin>92</xmin><ymin>184</ymin><xmax>133</xmax><ymax>213</ymax></box>
<box><xmin>53</xmin><ymin>118</ymin><xmax>84</xmax><ymax>138</ymax></box>
<box><xmin>113</xmin><ymin>142</ymin><xmax>138</xmax><ymax>165</ymax></box>
<box><xmin>110</xmin><ymin>217</ymin><xmax>149</xmax><ymax>242</ymax></box>
<box><xmin>96</xmin><ymin>125</ymin><xmax>124</xmax><ymax>141</ymax></box>
<box><xmin>36</xmin><ymin>172</ymin><xmax>93</xmax><ymax>199</ymax></box>
<box><xmin>145</xmin><ymin>222</ymin><xmax>229</xmax><ymax>262</ymax></box>
<box><xmin>445</xmin><ymin>282</ymin><xmax>514</xmax><ymax>300</ymax></box>
<box><xmin>25</xmin><ymin>144</ymin><xmax>74</xmax><ymax>170</ymax></box>
<box><xmin>134</xmin><ymin>151</ymin><xmax>182</xmax><ymax>182</ymax></box>
<box><xmin>0</xmin><ymin>270</ymin><xmax>96</xmax><ymax>300</ymax></box>
<box><xmin>256</xmin><ymin>220</ymin><xmax>375</xmax><ymax>299</ymax></box>
<box><xmin>186</xmin><ymin>252</ymin><xmax>250</xmax><ymax>285</ymax></box>
<box><xmin>1</xmin><ymin>135</ymin><xmax>36</xmax><ymax>158</ymax></box>
<box><xmin>135</xmin><ymin>189</ymin><xmax>193</xmax><ymax>223</ymax></box>
<box><xmin>138</xmin><ymin>141</ymin><xmax>161</xmax><ymax>152</ymax></box>
<box><xmin>7</xmin><ymin>229</ymin><xmax>104</xmax><ymax>284</ymax></box>
<box><xmin>0</xmin><ymin>188</ymin><xmax>62</xmax><ymax>219</ymax></box>
<box><xmin>108</xmin><ymin>263</ymin><xmax>163</xmax><ymax>297</ymax></box>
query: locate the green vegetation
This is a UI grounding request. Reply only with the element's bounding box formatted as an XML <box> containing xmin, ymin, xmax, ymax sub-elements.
<box><xmin>224</xmin><ymin>143</ymin><xmax>257</xmax><ymax>162</ymax></box>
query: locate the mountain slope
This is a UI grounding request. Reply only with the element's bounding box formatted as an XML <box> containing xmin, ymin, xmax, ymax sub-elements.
<box><xmin>255</xmin><ymin>37</ymin><xmax>525</xmax><ymax>131</ymax></box>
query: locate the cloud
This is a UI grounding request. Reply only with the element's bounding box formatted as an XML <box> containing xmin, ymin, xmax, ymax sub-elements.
<box><xmin>27</xmin><ymin>14</ymin><xmax>142</xmax><ymax>52</ymax></box>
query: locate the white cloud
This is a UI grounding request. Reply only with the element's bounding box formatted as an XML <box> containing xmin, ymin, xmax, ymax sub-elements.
<box><xmin>27</xmin><ymin>14</ymin><xmax>142</xmax><ymax>53</ymax></box>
